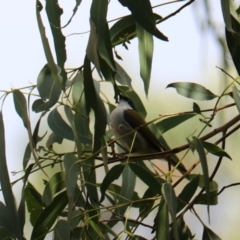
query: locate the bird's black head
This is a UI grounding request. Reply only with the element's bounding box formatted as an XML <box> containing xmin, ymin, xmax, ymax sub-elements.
<box><xmin>119</xmin><ymin>94</ymin><xmax>136</xmax><ymax>110</ymax></box>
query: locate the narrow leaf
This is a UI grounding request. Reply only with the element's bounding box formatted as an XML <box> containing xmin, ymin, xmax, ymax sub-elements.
<box><xmin>129</xmin><ymin>163</ymin><xmax>161</xmax><ymax>195</ymax></box>
<box><xmin>136</xmin><ymin>23</ymin><xmax>153</xmax><ymax>96</ymax></box>
<box><xmin>161</xmin><ymin>183</ymin><xmax>179</xmax><ymax>240</ymax></box>
<box><xmin>202</xmin><ymin>141</ymin><xmax>231</xmax><ymax>160</ymax></box>
<box><xmin>202</xmin><ymin>225</ymin><xmax>222</xmax><ymax>240</ymax></box>
<box><xmin>167</xmin><ymin>82</ymin><xmax>218</xmax><ymax>100</ymax></box>
<box><xmin>53</xmin><ymin>220</ymin><xmax>70</xmax><ymax>240</ymax></box>
<box><xmin>45</xmin><ymin>0</ymin><xmax>67</xmax><ymax>85</ymax></box>
<box><xmin>118</xmin><ymin>0</ymin><xmax>168</xmax><ymax>41</ymax></box>
<box><xmin>155</xmin><ymin>200</ymin><xmax>170</xmax><ymax>240</ymax></box>
<box><xmin>115</xmin><ymin>61</ymin><xmax>133</xmax><ymax>90</ymax></box>
<box><xmin>220</xmin><ymin>0</ymin><xmax>232</xmax><ymax>31</ymax></box>
<box><xmin>30</xmin><ymin>191</ymin><xmax>68</xmax><ymax>240</ymax></box>
<box><xmin>64</xmin><ymin>153</ymin><xmax>79</xmax><ymax>198</ymax></box>
<box><xmin>100</xmin><ymin>164</ymin><xmax>125</xmax><ymax>202</ymax></box>
<box><xmin>193</xmin><ymin>137</ymin><xmax>210</xmax><ymax>220</ymax></box>
<box><xmin>42</xmin><ymin>171</ymin><xmax>66</xmax><ymax>206</ymax></box>
<box><xmin>232</xmin><ymin>86</ymin><xmax>240</xmax><ymax>113</ymax></box>
<box><xmin>156</xmin><ymin>114</ymin><xmax>196</xmax><ymax>134</ymax></box>
<box><xmin>0</xmin><ymin>112</ymin><xmax>22</xmax><ymax>240</ymax></box>
<box><xmin>36</xmin><ymin>0</ymin><xmax>62</xmax><ymax>87</ymax></box>
<box><xmin>47</xmin><ymin>107</ymin><xmax>74</xmax><ymax>141</ymax></box>
<box><xmin>177</xmin><ymin>175</ymin><xmax>199</xmax><ymax>213</ymax></box>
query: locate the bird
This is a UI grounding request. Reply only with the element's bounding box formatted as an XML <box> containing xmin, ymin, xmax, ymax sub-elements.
<box><xmin>110</xmin><ymin>94</ymin><xmax>164</xmax><ymax>154</ymax></box>
<box><xmin>109</xmin><ymin>94</ymin><xmax>187</xmax><ymax>174</ymax></box>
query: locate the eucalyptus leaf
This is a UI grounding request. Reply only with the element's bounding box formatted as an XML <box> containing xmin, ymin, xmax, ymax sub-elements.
<box><xmin>42</xmin><ymin>171</ymin><xmax>66</xmax><ymax>206</ymax></box>
<box><xmin>129</xmin><ymin>163</ymin><xmax>161</xmax><ymax>195</ymax></box>
<box><xmin>202</xmin><ymin>225</ymin><xmax>222</xmax><ymax>240</ymax></box>
<box><xmin>45</xmin><ymin>0</ymin><xmax>67</xmax><ymax>85</ymax></box>
<box><xmin>100</xmin><ymin>164</ymin><xmax>125</xmax><ymax>202</ymax></box>
<box><xmin>136</xmin><ymin>23</ymin><xmax>153</xmax><ymax>96</ymax></box>
<box><xmin>47</xmin><ymin>107</ymin><xmax>74</xmax><ymax>141</ymax></box>
<box><xmin>202</xmin><ymin>141</ymin><xmax>231</xmax><ymax>160</ymax></box>
<box><xmin>115</xmin><ymin>61</ymin><xmax>133</xmax><ymax>90</ymax></box>
<box><xmin>232</xmin><ymin>86</ymin><xmax>240</xmax><ymax>113</ymax></box>
<box><xmin>167</xmin><ymin>82</ymin><xmax>218</xmax><ymax>100</ymax></box>
<box><xmin>53</xmin><ymin>219</ymin><xmax>70</xmax><ymax>240</ymax></box>
<box><xmin>30</xmin><ymin>191</ymin><xmax>68</xmax><ymax>240</ymax></box>
<box><xmin>156</xmin><ymin>113</ymin><xmax>196</xmax><ymax>134</ymax></box>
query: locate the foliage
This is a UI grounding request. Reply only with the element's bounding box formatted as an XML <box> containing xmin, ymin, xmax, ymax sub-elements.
<box><xmin>0</xmin><ymin>0</ymin><xmax>240</xmax><ymax>239</ymax></box>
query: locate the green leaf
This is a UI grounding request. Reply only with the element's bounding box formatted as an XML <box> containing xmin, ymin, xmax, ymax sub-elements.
<box><xmin>161</xmin><ymin>183</ymin><xmax>179</xmax><ymax>240</ymax></box>
<box><xmin>0</xmin><ymin>202</ymin><xmax>13</xmax><ymax>238</ymax></box>
<box><xmin>195</xmin><ymin>180</ymin><xmax>218</xmax><ymax>205</ymax></box>
<box><xmin>36</xmin><ymin>1</ymin><xmax>63</xmax><ymax>88</ymax></box>
<box><xmin>45</xmin><ymin>0</ymin><xmax>67</xmax><ymax>86</ymax></box>
<box><xmin>0</xmin><ymin>112</ymin><xmax>22</xmax><ymax>240</ymax></box>
<box><xmin>83</xmin><ymin>56</ymin><xmax>107</xmax><ymax>154</ymax></box>
<box><xmin>202</xmin><ymin>226</ymin><xmax>222</xmax><ymax>240</ymax></box>
<box><xmin>100</xmin><ymin>164</ymin><xmax>125</xmax><ymax>202</ymax></box>
<box><xmin>129</xmin><ymin>163</ymin><xmax>161</xmax><ymax>195</ymax></box>
<box><xmin>47</xmin><ymin>107</ymin><xmax>74</xmax><ymax>141</ymax></box>
<box><xmin>115</xmin><ymin>61</ymin><xmax>133</xmax><ymax>90</ymax></box>
<box><xmin>25</xmin><ymin>183</ymin><xmax>43</xmax><ymax>225</ymax></box>
<box><xmin>90</xmin><ymin>0</ymin><xmax>116</xmax><ymax>72</ymax></box>
<box><xmin>139</xmin><ymin>188</ymin><xmax>156</xmax><ymax>218</ymax></box>
<box><xmin>53</xmin><ymin>220</ymin><xmax>70</xmax><ymax>240</ymax></box>
<box><xmin>156</xmin><ymin>113</ymin><xmax>196</xmax><ymax>134</ymax></box>
<box><xmin>118</xmin><ymin>0</ymin><xmax>168</xmax><ymax>41</ymax></box>
<box><xmin>42</xmin><ymin>171</ymin><xmax>66</xmax><ymax>206</ymax></box>
<box><xmin>23</xmin><ymin>143</ymin><xmax>31</xmax><ymax>169</ymax></box>
<box><xmin>220</xmin><ymin>0</ymin><xmax>232</xmax><ymax>31</ymax></box>
<box><xmin>30</xmin><ymin>191</ymin><xmax>68</xmax><ymax>240</ymax></box>
<box><xmin>177</xmin><ymin>175</ymin><xmax>199</xmax><ymax>213</ymax></box>
<box><xmin>167</xmin><ymin>82</ymin><xmax>218</xmax><ymax>100</ymax></box>
<box><xmin>155</xmin><ymin>200</ymin><xmax>170</xmax><ymax>240</ymax></box>
<box><xmin>193</xmin><ymin>137</ymin><xmax>211</xmax><ymax>219</ymax></box>
<box><xmin>202</xmin><ymin>141</ymin><xmax>231</xmax><ymax>160</ymax></box>
<box><xmin>33</xmin><ymin>64</ymin><xmax>61</xmax><ymax>112</ymax></box>
<box><xmin>232</xmin><ymin>86</ymin><xmax>240</xmax><ymax>113</ymax></box>
<box><xmin>193</xmin><ymin>102</ymin><xmax>202</xmax><ymax>114</ymax></box>
<box><xmin>118</xmin><ymin>164</ymin><xmax>136</xmax><ymax>215</ymax></box>
<box><xmin>12</xmin><ymin>90</ymin><xmax>29</xmax><ymax>129</ymax></box>
<box><xmin>46</xmin><ymin>132</ymin><xmax>63</xmax><ymax>148</ymax></box>
<box><xmin>64</xmin><ymin>153</ymin><xmax>79</xmax><ymax>198</ymax></box>
<box><xmin>136</xmin><ymin>23</ymin><xmax>153</xmax><ymax>96</ymax></box>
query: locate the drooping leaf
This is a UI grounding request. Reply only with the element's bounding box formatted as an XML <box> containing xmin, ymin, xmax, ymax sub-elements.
<box><xmin>30</xmin><ymin>191</ymin><xmax>68</xmax><ymax>240</ymax></box>
<box><xmin>193</xmin><ymin>137</ymin><xmax>210</xmax><ymax>219</ymax></box>
<box><xmin>232</xmin><ymin>85</ymin><xmax>240</xmax><ymax>113</ymax></box>
<box><xmin>46</xmin><ymin>132</ymin><xmax>63</xmax><ymax>148</ymax></box>
<box><xmin>0</xmin><ymin>112</ymin><xmax>22</xmax><ymax>240</ymax></box>
<box><xmin>12</xmin><ymin>90</ymin><xmax>29</xmax><ymax>129</ymax></box>
<box><xmin>45</xmin><ymin>0</ymin><xmax>67</xmax><ymax>86</ymax></box>
<box><xmin>36</xmin><ymin>0</ymin><xmax>63</xmax><ymax>88</ymax></box>
<box><xmin>42</xmin><ymin>171</ymin><xmax>66</xmax><ymax>206</ymax></box>
<box><xmin>90</xmin><ymin>0</ymin><xmax>116</xmax><ymax>71</ymax></box>
<box><xmin>156</xmin><ymin>113</ymin><xmax>196</xmax><ymax>134</ymax></box>
<box><xmin>194</xmin><ymin>180</ymin><xmax>218</xmax><ymax>205</ymax></box>
<box><xmin>83</xmin><ymin>56</ymin><xmax>107</xmax><ymax>154</ymax></box>
<box><xmin>33</xmin><ymin>64</ymin><xmax>61</xmax><ymax>113</ymax></box>
<box><xmin>202</xmin><ymin>141</ymin><xmax>231</xmax><ymax>160</ymax></box>
<box><xmin>193</xmin><ymin>102</ymin><xmax>202</xmax><ymax>114</ymax></box>
<box><xmin>161</xmin><ymin>183</ymin><xmax>179</xmax><ymax>240</ymax></box>
<box><xmin>136</xmin><ymin>23</ymin><xmax>153</xmax><ymax>96</ymax></box>
<box><xmin>118</xmin><ymin>164</ymin><xmax>136</xmax><ymax>215</ymax></box>
<box><xmin>118</xmin><ymin>0</ymin><xmax>168</xmax><ymax>41</ymax></box>
<box><xmin>23</xmin><ymin>142</ymin><xmax>31</xmax><ymax>169</ymax></box>
<box><xmin>220</xmin><ymin>0</ymin><xmax>232</xmax><ymax>31</ymax></box>
<box><xmin>100</xmin><ymin>164</ymin><xmax>125</xmax><ymax>202</ymax></box>
<box><xmin>64</xmin><ymin>153</ymin><xmax>80</xmax><ymax>198</ymax></box>
<box><xmin>115</xmin><ymin>61</ymin><xmax>133</xmax><ymax>90</ymax></box>
<box><xmin>225</xmin><ymin>15</ymin><xmax>240</xmax><ymax>75</ymax></box>
<box><xmin>155</xmin><ymin>200</ymin><xmax>170</xmax><ymax>240</ymax></box>
<box><xmin>0</xmin><ymin>202</ymin><xmax>13</xmax><ymax>238</ymax></box>
<box><xmin>25</xmin><ymin>183</ymin><xmax>43</xmax><ymax>226</ymax></box>
<box><xmin>202</xmin><ymin>225</ymin><xmax>222</xmax><ymax>240</ymax></box>
<box><xmin>53</xmin><ymin>219</ymin><xmax>70</xmax><ymax>240</ymax></box>
<box><xmin>177</xmin><ymin>175</ymin><xmax>199</xmax><ymax>213</ymax></box>
<box><xmin>47</xmin><ymin>107</ymin><xmax>74</xmax><ymax>141</ymax></box>
<box><xmin>139</xmin><ymin>187</ymin><xmax>156</xmax><ymax>218</ymax></box>
<box><xmin>129</xmin><ymin>163</ymin><xmax>161</xmax><ymax>195</ymax></box>
<box><xmin>167</xmin><ymin>82</ymin><xmax>218</xmax><ymax>100</ymax></box>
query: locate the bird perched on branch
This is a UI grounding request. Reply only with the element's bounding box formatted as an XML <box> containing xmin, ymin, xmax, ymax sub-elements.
<box><xmin>110</xmin><ymin>94</ymin><xmax>187</xmax><ymax>173</ymax></box>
